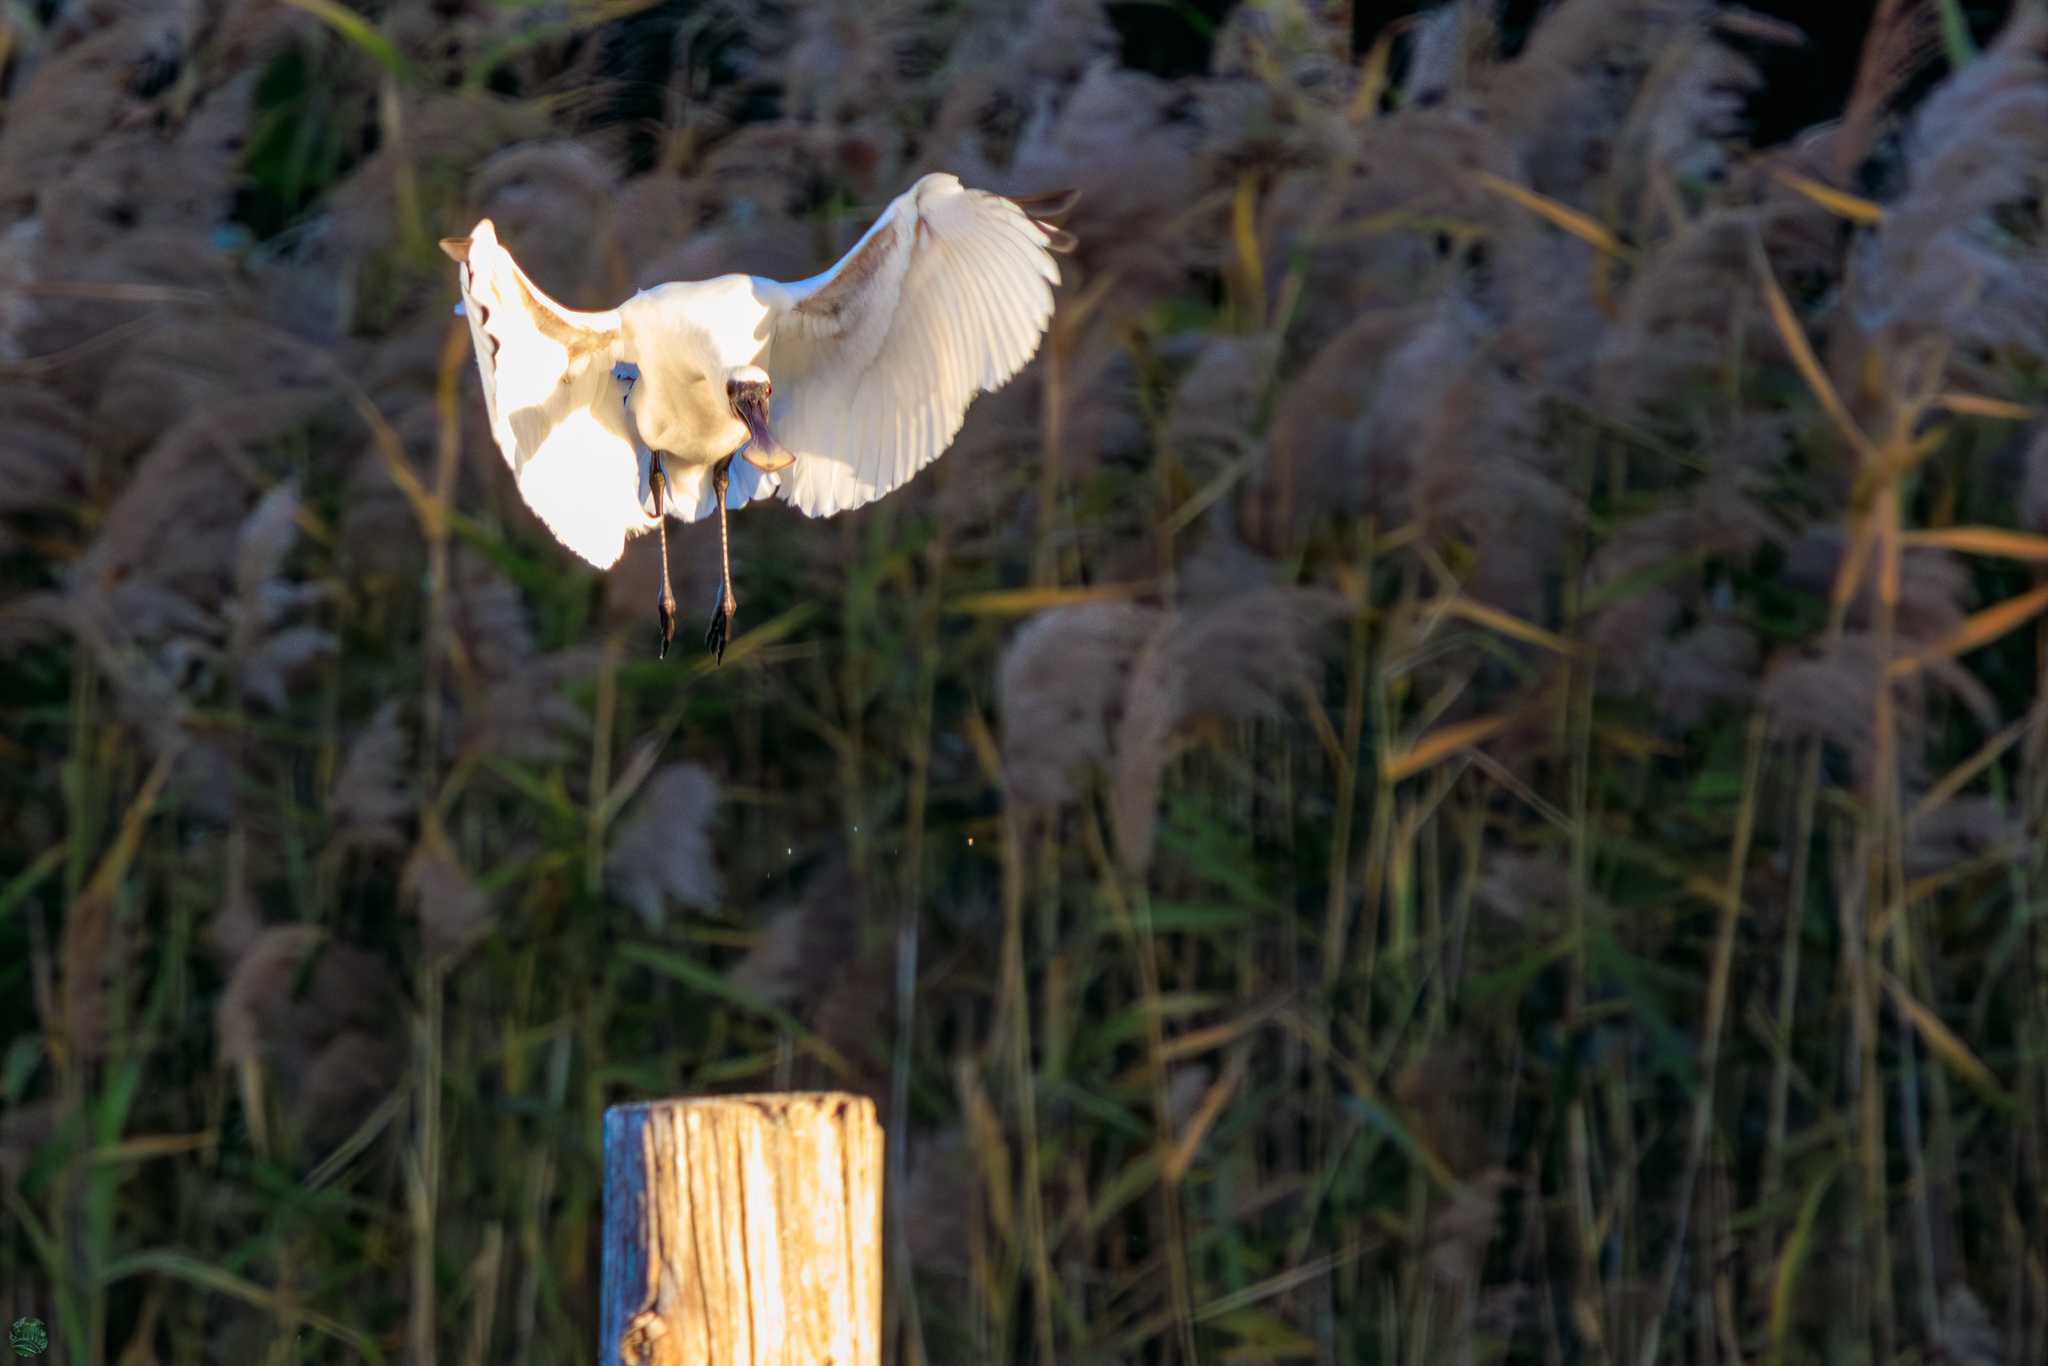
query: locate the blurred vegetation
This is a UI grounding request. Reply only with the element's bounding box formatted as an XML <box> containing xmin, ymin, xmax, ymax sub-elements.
<box><xmin>3</xmin><ymin>0</ymin><xmax>2048</xmax><ymax>1362</ymax></box>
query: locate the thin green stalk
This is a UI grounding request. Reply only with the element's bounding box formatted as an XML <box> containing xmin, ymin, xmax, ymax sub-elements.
<box><xmin>998</xmin><ymin>800</ymin><xmax>1057</xmax><ymax>1366</ymax></box>
<box><xmin>1762</xmin><ymin>741</ymin><xmax>1822</xmax><ymax>1228</ymax></box>
<box><xmin>409</xmin><ymin>960</ymin><xmax>444</xmax><ymax>1366</ymax></box>
<box><xmin>1081</xmin><ymin>808</ymin><xmax>1198</xmax><ymax>1365</ymax></box>
<box><xmin>1636</xmin><ymin>712</ymin><xmax>1766</xmax><ymax>1366</ymax></box>
<box><xmin>583</xmin><ymin>635</ymin><xmax>621</xmax><ymax>895</ymax></box>
<box><xmin>887</xmin><ymin>551</ymin><xmax>942</xmax><ymax>1366</ymax></box>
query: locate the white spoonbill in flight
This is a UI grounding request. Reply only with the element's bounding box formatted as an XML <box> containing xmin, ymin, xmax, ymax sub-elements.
<box><xmin>440</xmin><ymin>173</ymin><xmax>1076</xmax><ymax>661</ymax></box>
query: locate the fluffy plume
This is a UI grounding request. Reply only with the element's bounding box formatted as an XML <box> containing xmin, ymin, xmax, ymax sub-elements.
<box><xmin>1425</xmin><ymin>1170</ymin><xmax>1512</xmax><ymax>1288</ymax></box>
<box><xmin>0</xmin><ymin>219</ymin><xmax>42</xmax><ymax>362</ymax></box>
<box><xmin>326</xmin><ymin>93</ymin><xmax>551</xmax><ymax>265</ymax></box>
<box><xmin>1622</xmin><ymin>23</ymin><xmax>1761</xmax><ymax>224</ymax></box>
<box><xmin>605</xmin><ymin>763</ymin><xmax>722</xmax><ymax>927</ymax></box>
<box><xmin>998</xmin><ymin>602</ymin><xmax>1164</xmax><ymax>809</ymax></box>
<box><xmin>1405</xmin><ymin>1</ymin><xmax>1495</xmax><ymax>106</ymax></box>
<box><xmin>1828</xmin><ymin>0</ymin><xmax>1942</xmax><ymax>179</ymax></box>
<box><xmin>234</xmin><ymin>481</ymin><xmax>301</xmax><ymax>601</ymax></box>
<box><xmin>445</xmin><ymin>548</ymin><xmax>537</xmax><ymax>681</ymax></box>
<box><xmin>1474</xmin><ymin>850</ymin><xmax>1580</xmax><ymax>926</ymax></box>
<box><xmin>927</xmin><ymin>0</ymin><xmax>1120</xmax><ymax>175</ymax></box>
<box><xmin>1596</xmin><ymin>211</ymin><xmax>1784</xmax><ymax>433</ymax></box>
<box><xmin>2024</xmin><ymin>423</ymin><xmax>2048</xmax><ymax>535</ymax></box>
<box><xmin>296</xmin><ymin>1030</ymin><xmax>405</xmax><ymax>1153</ymax></box>
<box><xmin>402</xmin><ymin>839</ymin><xmax>495</xmax><ymax>963</ymax></box>
<box><xmin>206</xmin><ymin>837</ymin><xmax>264</xmax><ymax>966</ymax></box>
<box><xmin>340</xmin><ymin>421</ymin><xmax>429</xmax><ymax>585</ymax></box>
<box><xmin>1209</xmin><ymin>0</ymin><xmax>1352</xmax><ymax>93</ymax></box>
<box><xmin>1161</xmin><ymin>333</ymin><xmax>1279</xmax><ymax>477</ymax></box>
<box><xmin>73</xmin><ymin>423</ymin><xmax>244</xmax><ymax>604</ymax></box>
<box><xmin>239</xmin><ymin>625</ymin><xmax>332</xmax><ymax>715</ymax></box>
<box><xmin>455</xmin><ymin>647</ymin><xmax>603</xmax><ymax>767</ymax></box>
<box><xmin>35</xmin><ymin>70</ymin><xmax>257</xmax><ymax>260</ymax></box>
<box><xmin>1780</xmin><ymin>529</ymin><xmax>1975</xmax><ymax>650</ymax></box>
<box><xmin>214</xmin><ymin>925</ymin><xmax>400</xmax><ymax>1152</ymax></box>
<box><xmin>1585</xmin><ymin>493</ymin><xmax>1776</xmax><ymax>722</ymax></box>
<box><xmin>439</xmin><ymin>551</ymin><xmax>603</xmax><ymax>770</ymax></box>
<box><xmin>1754</xmin><ymin>633</ymin><xmax>1987</xmax><ymax>786</ymax></box>
<box><xmin>1252</xmin><ymin>303</ymin><xmax>1425</xmax><ymax>551</ymax></box>
<box><xmin>1264</xmin><ymin>293</ymin><xmax>1563</xmax><ymax>614</ymax></box>
<box><xmin>214</xmin><ymin>928</ymin><xmax>379</xmax><ymax>1070</ymax></box>
<box><xmin>1002</xmin><ymin>60</ymin><xmax>1206</xmax><ymax>299</ymax></box>
<box><xmin>1653</xmin><ymin>616</ymin><xmax>1760</xmax><ymax>730</ymax></box>
<box><xmin>932</xmin><ymin>318</ymin><xmax>1144</xmax><ymax>559</ymax></box>
<box><xmin>0</xmin><ymin>382</ymin><xmax>93</xmax><ymax>551</ymax></box>
<box><xmin>0</xmin><ymin>7</ymin><xmax>203</xmax><ymax>210</ymax></box>
<box><xmin>773</xmin><ymin>0</ymin><xmax>923</xmax><ymax>130</ymax></box>
<box><xmin>59</xmin><ymin>889</ymin><xmax>139</xmax><ymax>1064</ymax></box>
<box><xmin>229</xmin><ymin>481</ymin><xmax>333</xmax><ymax>713</ymax></box>
<box><xmin>1112</xmin><ymin>577</ymin><xmax>1342</xmax><ymax>876</ymax></box>
<box><xmin>1851</xmin><ymin>9</ymin><xmax>2048</xmax><ymax>383</ymax></box>
<box><xmin>467</xmin><ymin>141</ymin><xmax>620</xmax><ymax>306</ymax></box>
<box><xmin>623</xmin><ymin>193</ymin><xmax>823</xmax><ymax>297</ymax></box>
<box><xmin>330</xmin><ymin>701</ymin><xmax>412</xmax><ymax>855</ymax></box>
<box><xmin>1480</xmin><ymin>0</ymin><xmax>1703</xmax><ymax>200</ymax></box>
<box><xmin>89</xmin><ymin>312</ymin><xmax>328</xmax><ymax>463</ymax></box>
<box><xmin>728</xmin><ymin>859</ymin><xmax>889</xmax><ymax>1090</ymax></box>
<box><xmin>1255</xmin><ymin>107</ymin><xmax>1515</xmax><ymax>352</ymax></box>
<box><xmin>1905</xmin><ymin>794</ymin><xmax>2020</xmax><ymax>881</ymax></box>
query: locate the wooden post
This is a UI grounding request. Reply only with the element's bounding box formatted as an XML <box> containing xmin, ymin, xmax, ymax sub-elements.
<box><xmin>601</xmin><ymin>1092</ymin><xmax>884</xmax><ymax>1366</ymax></box>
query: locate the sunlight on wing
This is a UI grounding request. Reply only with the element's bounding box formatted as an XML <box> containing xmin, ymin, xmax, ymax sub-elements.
<box><xmin>445</xmin><ymin>220</ymin><xmax>645</xmax><ymax>568</ymax></box>
<box><xmin>762</xmin><ymin>174</ymin><xmax>1065</xmax><ymax>518</ymax></box>
<box><xmin>511</xmin><ymin>401</ymin><xmax>647</xmax><ymax>569</ymax></box>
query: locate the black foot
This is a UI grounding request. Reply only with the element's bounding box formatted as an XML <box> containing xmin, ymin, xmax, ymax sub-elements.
<box><xmin>656</xmin><ymin>592</ymin><xmax>677</xmax><ymax>660</ymax></box>
<box><xmin>705</xmin><ymin>584</ymin><xmax>737</xmax><ymax>665</ymax></box>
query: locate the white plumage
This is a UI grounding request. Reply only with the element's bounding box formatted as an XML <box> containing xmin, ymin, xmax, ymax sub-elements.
<box><xmin>443</xmin><ymin>172</ymin><xmax>1071</xmax><ymax>659</ymax></box>
<box><xmin>757</xmin><ymin>179</ymin><xmax>1067</xmax><ymax>518</ymax></box>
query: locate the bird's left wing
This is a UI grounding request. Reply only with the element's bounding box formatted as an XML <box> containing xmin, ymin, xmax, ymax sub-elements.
<box><xmin>757</xmin><ymin>174</ymin><xmax>1073</xmax><ymax>518</ymax></box>
<box><xmin>443</xmin><ymin>219</ymin><xmax>649</xmax><ymax>570</ymax></box>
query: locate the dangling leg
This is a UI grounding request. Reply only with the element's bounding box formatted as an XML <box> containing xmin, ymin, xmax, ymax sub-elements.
<box><xmin>651</xmin><ymin>465</ymin><xmax>678</xmax><ymax>660</ymax></box>
<box><xmin>704</xmin><ymin>455</ymin><xmax>738</xmax><ymax>664</ymax></box>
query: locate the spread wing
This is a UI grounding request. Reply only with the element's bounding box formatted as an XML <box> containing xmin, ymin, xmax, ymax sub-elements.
<box><xmin>759</xmin><ymin>174</ymin><xmax>1073</xmax><ymax>518</ymax></box>
<box><xmin>443</xmin><ymin>219</ymin><xmax>646</xmax><ymax>569</ymax></box>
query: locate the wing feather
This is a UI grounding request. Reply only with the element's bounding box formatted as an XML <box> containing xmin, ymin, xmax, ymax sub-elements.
<box><xmin>947</xmin><ymin>234</ymin><xmax>1008</xmax><ymax>383</ymax></box>
<box><xmin>761</xmin><ymin>174</ymin><xmax>1068</xmax><ymax>518</ymax></box>
<box><xmin>444</xmin><ymin>220</ymin><xmax>646</xmax><ymax>570</ymax></box>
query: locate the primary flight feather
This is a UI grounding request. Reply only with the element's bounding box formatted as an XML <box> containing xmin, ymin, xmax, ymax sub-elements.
<box><xmin>441</xmin><ymin>172</ymin><xmax>1075</xmax><ymax>660</ymax></box>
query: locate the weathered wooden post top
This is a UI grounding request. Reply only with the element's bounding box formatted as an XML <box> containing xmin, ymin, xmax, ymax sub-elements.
<box><xmin>601</xmin><ymin>1092</ymin><xmax>884</xmax><ymax>1366</ymax></box>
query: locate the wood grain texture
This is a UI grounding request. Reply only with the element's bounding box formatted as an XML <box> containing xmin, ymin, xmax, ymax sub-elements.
<box><xmin>601</xmin><ymin>1093</ymin><xmax>883</xmax><ymax>1366</ymax></box>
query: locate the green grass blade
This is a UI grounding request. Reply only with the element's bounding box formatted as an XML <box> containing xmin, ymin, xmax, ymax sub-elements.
<box><xmin>103</xmin><ymin>1249</ymin><xmax>387</xmax><ymax>1364</ymax></box>
<box><xmin>279</xmin><ymin>0</ymin><xmax>414</xmax><ymax>79</ymax></box>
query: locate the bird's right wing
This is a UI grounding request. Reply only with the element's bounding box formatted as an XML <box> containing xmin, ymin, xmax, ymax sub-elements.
<box><xmin>442</xmin><ymin>219</ymin><xmax>647</xmax><ymax>570</ymax></box>
<box><xmin>756</xmin><ymin>174</ymin><xmax>1073</xmax><ymax>519</ymax></box>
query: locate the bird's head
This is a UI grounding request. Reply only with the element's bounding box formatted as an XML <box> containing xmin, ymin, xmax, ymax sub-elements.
<box><xmin>726</xmin><ymin>366</ymin><xmax>792</xmax><ymax>471</ymax></box>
